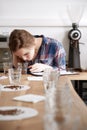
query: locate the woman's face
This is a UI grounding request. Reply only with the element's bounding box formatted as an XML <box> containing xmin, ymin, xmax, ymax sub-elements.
<box><xmin>14</xmin><ymin>47</ymin><xmax>35</xmax><ymax>61</ymax></box>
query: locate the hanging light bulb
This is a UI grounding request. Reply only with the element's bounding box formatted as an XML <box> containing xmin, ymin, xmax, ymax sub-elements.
<box><xmin>67</xmin><ymin>3</ymin><xmax>84</xmax><ymax>24</ymax></box>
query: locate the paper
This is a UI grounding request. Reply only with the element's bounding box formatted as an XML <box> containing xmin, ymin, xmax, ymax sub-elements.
<box><xmin>60</xmin><ymin>70</ymin><xmax>79</xmax><ymax>75</ymax></box>
<box><xmin>27</xmin><ymin>76</ymin><xmax>43</xmax><ymax>81</ymax></box>
<box><xmin>0</xmin><ymin>76</ymin><xmax>8</xmax><ymax>80</ymax></box>
<box><xmin>27</xmin><ymin>70</ymin><xmax>79</xmax><ymax>81</ymax></box>
<box><xmin>13</xmin><ymin>94</ymin><xmax>45</xmax><ymax>103</ymax></box>
<box><xmin>0</xmin><ymin>106</ymin><xmax>38</xmax><ymax>120</ymax></box>
<box><xmin>30</xmin><ymin>70</ymin><xmax>79</xmax><ymax>76</ymax></box>
<box><xmin>1</xmin><ymin>85</ymin><xmax>30</xmax><ymax>92</ymax></box>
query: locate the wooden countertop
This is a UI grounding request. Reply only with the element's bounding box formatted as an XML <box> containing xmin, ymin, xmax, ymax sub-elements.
<box><xmin>0</xmin><ymin>73</ymin><xmax>87</xmax><ymax>130</ymax></box>
<box><xmin>66</xmin><ymin>72</ymin><xmax>87</xmax><ymax>80</ymax></box>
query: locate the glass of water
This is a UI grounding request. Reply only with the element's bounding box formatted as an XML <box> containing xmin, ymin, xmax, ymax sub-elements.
<box><xmin>22</xmin><ymin>62</ymin><xmax>28</xmax><ymax>74</ymax></box>
<box><xmin>43</xmin><ymin>68</ymin><xmax>60</xmax><ymax>92</ymax></box>
<box><xmin>43</xmin><ymin>68</ymin><xmax>60</xmax><ymax>130</ymax></box>
<box><xmin>3</xmin><ymin>62</ymin><xmax>13</xmax><ymax>74</ymax></box>
<box><xmin>8</xmin><ymin>68</ymin><xmax>22</xmax><ymax>86</ymax></box>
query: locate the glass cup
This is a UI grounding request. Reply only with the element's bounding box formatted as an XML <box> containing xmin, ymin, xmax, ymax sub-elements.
<box><xmin>3</xmin><ymin>62</ymin><xmax>13</xmax><ymax>74</ymax></box>
<box><xmin>8</xmin><ymin>68</ymin><xmax>22</xmax><ymax>86</ymax></box>
<box><xmin>16</xmin><ymin>62</ymin><xmax>28</xmax><ymax>74</ymax></box>
<box><xmin>43</xmin><ymin>68</ymin><xmax>60</xmax><ymax>92</ymax></box>
<box><xmin>43</xmin><ymin>69</ymin><xmax>60</xmax><ymax>130</ymax></box>
<box><xmin>17</xmin><ymin>62</ymin><xmax>22</xmax><ymax>69</ymax></box>
<box><xmin>22</xmin><ymin>62</ymin><xmax>28</xmax><ymax>74</ymax></box>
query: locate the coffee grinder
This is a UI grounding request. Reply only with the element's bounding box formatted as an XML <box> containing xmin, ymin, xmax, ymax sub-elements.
<box><xmin>68</xmin><ymin>23</ymin><xmax>81</xmax><ymax>70</ymax></box>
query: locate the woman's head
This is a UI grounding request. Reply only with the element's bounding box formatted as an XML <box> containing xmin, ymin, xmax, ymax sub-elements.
<box><xmin>8</xmin><ymin>29</ymin><xmax>35</xmax><ymax>52</ymax></box>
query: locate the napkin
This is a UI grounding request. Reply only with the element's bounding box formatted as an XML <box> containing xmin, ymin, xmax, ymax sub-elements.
<box><xmin>13</xmin><ymin>94</ymin><xmax>45</xmax><ymax>103</ymax></box>
<box><xmin>60</xmin><ymin>70</ymin><xmax>79</xmax><ymax>75</ymax></box>
<box><xmin>0</xmin><ymin>76</ymin><xmax>8</xmax><ymax>80</ymax></box>
<box><xmin>0</xmin><ymin>76</ymin><xmax>8</xmax><ymax>79</ymax></box>
<box><xmin>27</xmin><ymin>76</ymin><xmax>43</xmax><ymax>81</ymax></box>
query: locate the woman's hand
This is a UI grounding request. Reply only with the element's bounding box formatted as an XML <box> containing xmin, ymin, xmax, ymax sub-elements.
<box><xmin>29</xmin><ymin>63</ymin><xmax>52</xmax><ymax>72</ymax></box>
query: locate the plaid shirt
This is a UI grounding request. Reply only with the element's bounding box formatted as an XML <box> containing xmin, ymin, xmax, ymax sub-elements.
<box><xmin>29</xmin><ymin>35</ymin><xmax>66</xmax><ymax>70</ymax></box>
<box><xmin>28</xmin><ymin>35</ymin><xmax>66</xmax><ymax>70</ymax></box>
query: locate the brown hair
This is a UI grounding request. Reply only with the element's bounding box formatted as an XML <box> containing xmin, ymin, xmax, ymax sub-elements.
<box><xmin>8</xmin><ymin>29</ymin><xmax>35</xmax><ymax>52</ymax></box>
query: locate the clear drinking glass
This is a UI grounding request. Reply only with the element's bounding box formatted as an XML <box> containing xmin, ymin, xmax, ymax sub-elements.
<box><xmin>43</xmin><ymin>68</ymin><xmax>60</xmax><ymax>130</ymax></box>
<box><xmin>16</xmin><ymin>62</ymin><xmax>28</xmax><ymax>74</ymax></box>
<box><xmin>22</xmin><ymin>62</ymin><xmax>28</xmax><ymax>74</ymax></box>
<box><xmin>17</xmin><ymin>62</ymin><xmax>22</xmax><ymax>69</ymax></box>
<box><xmin>43</xmin><ymin>68</ymin><xmax>60</xmax><ymax>92</ymax></box>
<box><xmin>8</xmin><ymin>68</ymin><xmax>22</xmax><ymax>86</ymax></box>
<box><xmin>3</xmin><ymin>62</ymin><xmax>13</xmax><ymax>74</ymax></box>
<box><xmin>44</xmin><ymin>79</ymin><xmax>74</xmax><ymax>130</ymax></box>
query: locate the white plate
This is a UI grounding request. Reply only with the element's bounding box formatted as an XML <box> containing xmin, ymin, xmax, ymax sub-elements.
<box><xmin>1</xmin><ymin>85</ymin><xmax>30</xmax><ymax>91</ymax></box>
<box><xmin>0</xmin><ymin>106</ymin><xmax>38</xmax><ymax>120</ymax></box>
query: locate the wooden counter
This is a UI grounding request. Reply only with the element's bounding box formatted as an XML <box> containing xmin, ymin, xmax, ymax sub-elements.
<box><xmin>0</xmin><ymin>73</ymin><xmax>87</xmax><ymax>130</ymax></box>
<box><xmin>66</xmin><ymin>72</ymin><xmax>87</xmax><ymax>80</ymax></box>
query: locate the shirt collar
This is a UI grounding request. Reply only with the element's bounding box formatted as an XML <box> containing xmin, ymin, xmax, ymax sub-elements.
<box><xmin>34</xmin><ymin>35</ymin><xmax>48</xmax><ymax>45</ymax></box>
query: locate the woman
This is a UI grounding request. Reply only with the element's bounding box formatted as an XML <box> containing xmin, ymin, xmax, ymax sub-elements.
<box><xmin>8</xmin><ymin>29</ymin><xmax>66</xmax><ymax>73</ymax></box>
